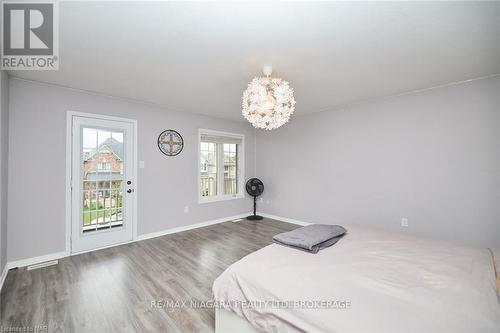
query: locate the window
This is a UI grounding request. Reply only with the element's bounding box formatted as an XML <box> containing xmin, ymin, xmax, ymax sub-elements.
<box><xmin>223</xmin><ymin>143</ymin><xmax>237</xmax><ymax>195</ymax></box>
<box><xmin>199</xmin><ymin>129</ymin><xmax>244</xmax><ymax>203</ymax></box>
<box><xmin>97</xmin><ymin>162</ymin><xmax>111</xmax><ymax>170</ymax></box>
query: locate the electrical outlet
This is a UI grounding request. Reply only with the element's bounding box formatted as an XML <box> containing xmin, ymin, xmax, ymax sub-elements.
<box><xmin>260</xmin><ymin>197</ymin><xmax>264</xmax><ymax>203</ymax></box>
<box><xmin>401</xmin><ymin>218</ymin><xmax>409</xmax><ymax>227</ymax></box>
<box><xmin>184</xmin><ymin>206</ymin><xmax>189</xmax><ymax>213</ymax></box>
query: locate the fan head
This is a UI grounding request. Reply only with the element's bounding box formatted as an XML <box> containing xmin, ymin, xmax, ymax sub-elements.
<box><xmin>246</xmin><ymin>178</ymin><xmax>264</xmax><ymax>197</ymax></box>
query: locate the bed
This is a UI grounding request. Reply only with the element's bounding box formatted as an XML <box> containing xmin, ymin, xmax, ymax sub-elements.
<box><xmin>213</xmin><ymin>224</ymin><xmax>500</xmax><ymax>332</ymax></box>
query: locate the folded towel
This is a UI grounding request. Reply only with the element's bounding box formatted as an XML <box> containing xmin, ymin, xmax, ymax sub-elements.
<box><xmin>273</xmin><ymin>224</ymin><xmax>347</xmax><ymax>253</ymax></box>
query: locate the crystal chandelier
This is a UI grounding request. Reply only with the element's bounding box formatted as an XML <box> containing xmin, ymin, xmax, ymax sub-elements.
<box><xmin>242</xmin><ymin>66</ymin><xmax>296</xmax><ymax>130</ymax></box>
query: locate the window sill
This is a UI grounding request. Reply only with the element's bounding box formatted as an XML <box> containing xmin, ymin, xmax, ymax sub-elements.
<box><xmin>198</xmin><ymin>194</ymin><xmax>244</xmax><ymax>204</ymax></box>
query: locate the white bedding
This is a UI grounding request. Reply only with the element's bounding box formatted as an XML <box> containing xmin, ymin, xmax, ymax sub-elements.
<box><xmin>213</xmin><ymin>224</ymin><xmax>500</xmax><ymax>332</ymax></box>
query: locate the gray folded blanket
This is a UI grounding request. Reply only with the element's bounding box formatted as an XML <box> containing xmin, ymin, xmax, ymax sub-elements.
<box><xmin>273</xmin><ymin>224</ymin><xmax>347</xmax><ymax>253</ymax></box>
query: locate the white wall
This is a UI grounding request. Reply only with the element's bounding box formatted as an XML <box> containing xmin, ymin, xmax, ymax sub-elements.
<box><xmin>7</xmin><ymin>78</ymin><xmax>255</xmax><ymax>262</ymax></box>
<box><xmin>257</xmin><ymin>76</ymin><xmax>500</xmax><ymax>248</ymax></box>
<box><xmin>0</xmin><ymin>71</ymin><xmax>8</xmax><ymax>272</ymax></box>
<box><xmin>5</xmin><ymin>74</ymin><xmax>499</xmax><ymax>264</ymax></box>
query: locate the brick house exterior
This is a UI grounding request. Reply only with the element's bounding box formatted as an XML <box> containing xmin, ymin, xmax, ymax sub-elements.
<box><xmin>83</xmin><ymin>138</ymin><xmax>123</xmax><ymax>210</ymax></box>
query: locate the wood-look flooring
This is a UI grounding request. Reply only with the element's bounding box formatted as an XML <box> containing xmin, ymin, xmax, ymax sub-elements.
<box><xmin>0</xmin><ymin>218</ymin><xmax>297</xmax><ymax>333</ymax></box>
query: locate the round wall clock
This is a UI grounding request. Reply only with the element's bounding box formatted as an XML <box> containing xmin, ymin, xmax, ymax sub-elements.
<box><xmin>158</xmin><ymin>130</ymin><xmax>184</xmax><ymax>156</ymax></box>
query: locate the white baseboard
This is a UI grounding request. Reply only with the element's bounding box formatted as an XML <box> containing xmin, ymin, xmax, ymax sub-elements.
<box><xmin>258</xmin><ymin>212</ymin><xmax>311</xmax><ymax>226</ymax></box>
<box><xmin>0</xmin><ymin>263</ymin><xmax>8</xmax><ymax>293</ymax></box>
<box><xmin>7</xmin><ymin>251</ymin><xmax>68</xmax><ymax>270</ymax></box>
<box><xmin>6</xmin><ymin>212</ymin><xmax>304</xmax><ymax>271</ymax></box>
<box><xmin>136</xmin><ymin>213</ymin><xmax>250</xmax><ymax>241</ymax></box>
<box><xmin>7</xmin><ymin>213</ymin><xmax>252</xmax><ymax>270</ymax></box>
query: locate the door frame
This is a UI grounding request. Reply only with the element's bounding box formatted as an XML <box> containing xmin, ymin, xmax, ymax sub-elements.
<box><xmin>65</xmin><ymin>111</ymin><xmax>138</xmax><ymax>255</ymax></box>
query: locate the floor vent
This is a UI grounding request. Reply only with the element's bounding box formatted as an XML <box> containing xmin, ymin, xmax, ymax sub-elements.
<box><xmin>27</xmin><ymin>260</ymin><xmax>59</xmax><ymax>271</ymax></box>
<box><xmin>231</xmin><ymin>218</ymin><xmax>244</xmax><ymax>223</ymax></box>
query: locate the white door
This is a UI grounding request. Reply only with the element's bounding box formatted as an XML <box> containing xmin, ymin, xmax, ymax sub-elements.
<box><xmin>71</xmin><ymin>115</ymin><xmax>136</xmax><ymax>253</ymax></box>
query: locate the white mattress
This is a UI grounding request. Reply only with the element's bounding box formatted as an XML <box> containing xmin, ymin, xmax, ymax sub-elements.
<box><xmin>213</xmin><ymin>224</ymin><xmax>500</xmax><ymax>332</ymax></box>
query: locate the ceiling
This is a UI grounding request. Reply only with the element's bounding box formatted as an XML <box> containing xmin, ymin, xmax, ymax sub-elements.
<box><xmin>10</xmin><ymin>1</ymin><xmax>500</xmax><ymax>121</ymax></box>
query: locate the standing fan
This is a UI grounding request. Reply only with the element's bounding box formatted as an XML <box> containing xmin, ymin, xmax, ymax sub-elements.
<box><xmin>246</xmin><ymin>178</ymin><xmax>264</xmax><ymax>220</ymax></box>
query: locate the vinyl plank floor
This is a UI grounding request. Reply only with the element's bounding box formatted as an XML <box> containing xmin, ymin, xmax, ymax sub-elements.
<box><xmin>0</xmin><ymin>218</ymin><xmax>297</xmax><ymax>333</ymax></box>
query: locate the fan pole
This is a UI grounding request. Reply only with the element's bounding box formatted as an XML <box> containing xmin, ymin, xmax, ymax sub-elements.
<box><xmin>246</xmin><ymin>196</ymin><xmax>263</xmax><ymax>220</ymax></box>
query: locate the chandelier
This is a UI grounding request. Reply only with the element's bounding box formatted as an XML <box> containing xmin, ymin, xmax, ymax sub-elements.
<box><xmin>242</xmin><ymin>66</ymin><xmax>296</xmax><ymax>130</ymax></box>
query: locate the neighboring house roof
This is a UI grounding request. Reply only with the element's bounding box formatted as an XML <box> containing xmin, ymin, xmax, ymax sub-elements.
<box><xmin>224</xmin><ymin>154</ymin><xmax>236</xmax><ymax>164</ymax></box>
<box><xmin>200</xmin><ymin>153</ymin><xmax>236</xmax><ymax>165</ymax></box>
<box><xmin>84</xmin><ymin>137</ymin><xmax>124</xmax><ymax>161</ymax></box>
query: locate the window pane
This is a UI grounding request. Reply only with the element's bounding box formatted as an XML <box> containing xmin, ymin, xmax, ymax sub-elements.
<box><xmin>224</xmin><ymin>143</ymin><xmax>237</xmax><ymax>195</ymax></box>
<box><xmin>89</xmin><ymin>211</ymin><xmax>96</xmax><ymax>227</ymax></box>
<box><xmin>83</xmin><ymin>190</ymin><xmax>90</xmax><ymax>226</ymax></box>
<box><xmin>82</xmin><ymin>127</ymin><xmax>124</xmax><ymax>232</ymax></box>
<box><xmin>200</xmin><ymin>141</ymin><xmax>217</xmax><ymax>197</ymax></box>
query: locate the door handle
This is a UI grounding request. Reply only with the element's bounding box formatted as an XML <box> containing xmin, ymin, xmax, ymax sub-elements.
<box><xmin>127</xmin><ymin>189</ymin><xmax>134</xmax><ymax>193</ymax></box>
<box><xmin>127</xmin><ymin>180</ymin><xmax>132</xmax><ymax>185</ymax></box>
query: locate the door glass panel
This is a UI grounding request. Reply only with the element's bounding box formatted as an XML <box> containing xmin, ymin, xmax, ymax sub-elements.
<box><xmin>82</xmin><ymin>128</ymin><xmax>124</xmax><ymax>233</ymax></box>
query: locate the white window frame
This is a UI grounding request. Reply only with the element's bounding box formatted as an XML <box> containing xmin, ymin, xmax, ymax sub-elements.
<box><xmin>198</xmin><ymin>128</ymin><xmax>245</xmax><ymax>204</ymax></box>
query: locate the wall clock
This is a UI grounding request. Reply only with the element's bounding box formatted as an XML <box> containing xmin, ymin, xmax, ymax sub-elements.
<box><xmin>158</xmin><ymin>130</ymin><xmax>184</xmax><ymax>156</ymax></box>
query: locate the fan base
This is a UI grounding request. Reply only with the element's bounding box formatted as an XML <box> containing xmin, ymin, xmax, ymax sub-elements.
<box><xmin>246</xmin><ymin>215</ymin><xmax>264</xmax><ymax>221</ymax></box>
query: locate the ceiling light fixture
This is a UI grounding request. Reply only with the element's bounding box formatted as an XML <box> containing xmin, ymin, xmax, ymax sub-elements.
<box><xmin>242</xmin><ymin>66</ymin><xmax>296</xmax><ymax>130</ymax></box>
